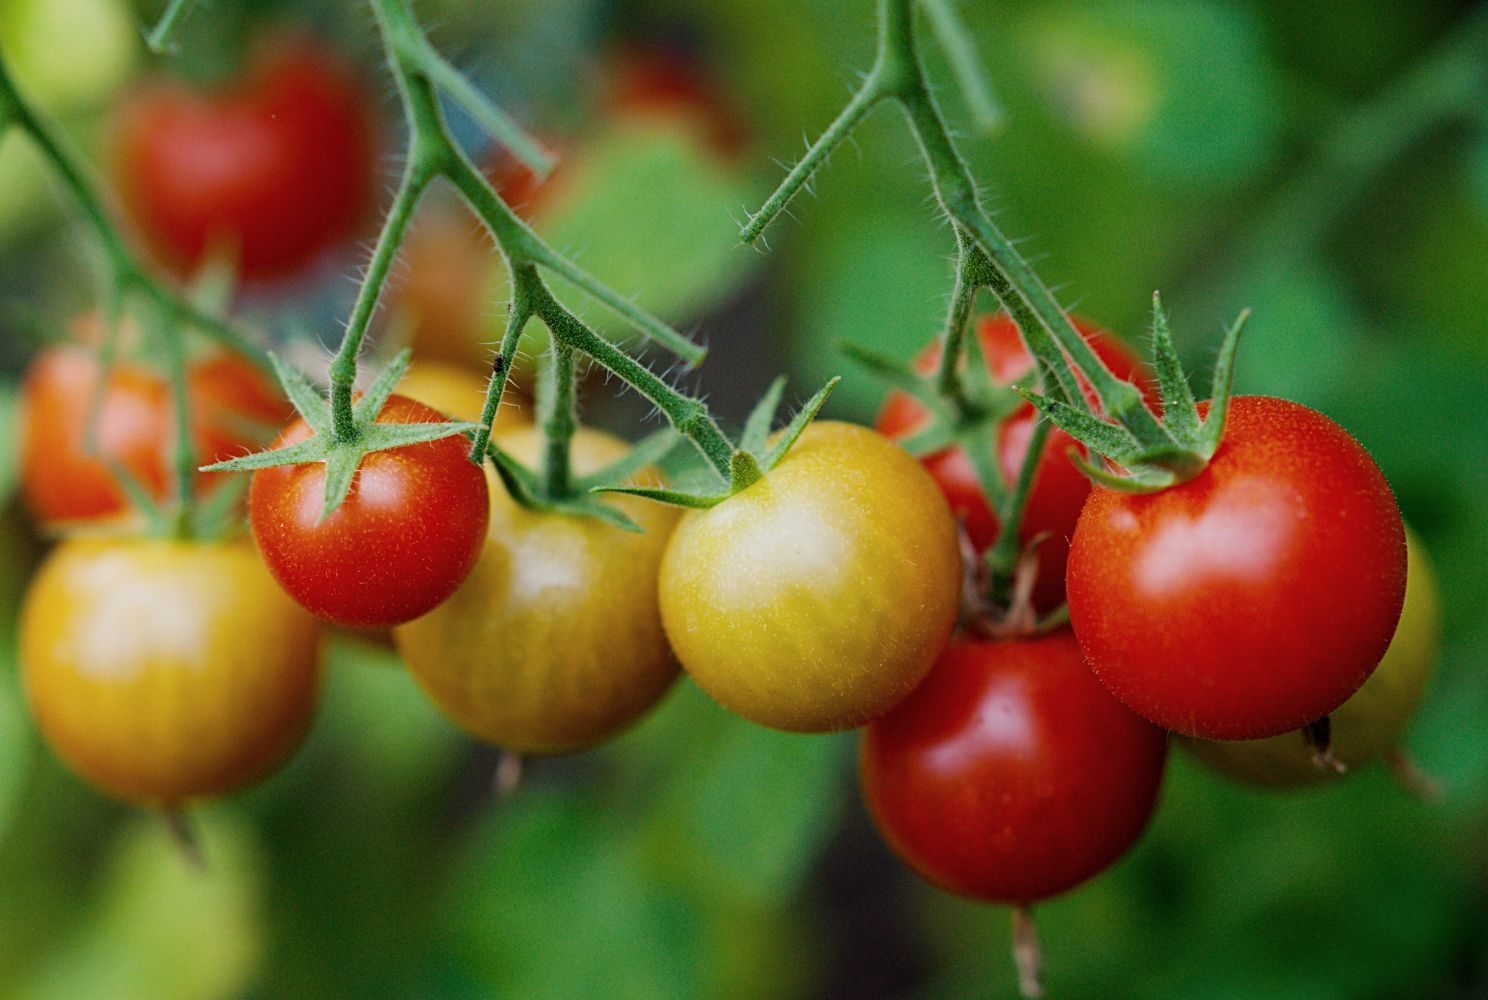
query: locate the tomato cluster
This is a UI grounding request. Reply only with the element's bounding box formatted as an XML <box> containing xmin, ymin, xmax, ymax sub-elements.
<box><xmin>5</xmin><ymin>16</ymin><xmax>1435</xmax><ymax>998</ymax></box>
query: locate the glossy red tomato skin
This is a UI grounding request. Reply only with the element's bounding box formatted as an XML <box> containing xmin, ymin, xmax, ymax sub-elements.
<box><xmin>861</xmin><ymin>632</ymin><xmax>1168</xmax><ymax>904</ymax></box>
<box><xmin>19</xmin><ymin>344</ymin><xmax>288</xmax><ymax>525</ymax></box>
<box><xmin>1068</xmin><ymin>395</ymin><xmax>1407</xmax><ymax>740</ymax></box>
<box><xmin>247</xmin><ymin>394</ymin><xmax>489</xmax><ymax>629</ymax></box>
<box><xmin>110</xmin><ymin>38</ymin><xmax>376</xmax><ymax>280</ymax></box>
<box><xmin>876</xmin><ymin>313</ymin><xmax>1149</xmax><ymax>612</ymax></box>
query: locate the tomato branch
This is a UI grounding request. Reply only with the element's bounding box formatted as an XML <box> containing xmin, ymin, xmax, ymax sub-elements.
<box><xmin>0</xmin><ymin>51</ymin><xmax>264</xmax><ymax>367</ymax></box>
<box><xmin>356</xmin><ymin>0</ymin><xmax>741</xmax><ymax>498</ymax></box>
<box><xmin>146</xmin><ymin>0</ymin><xmax>199</xmax><ymax>55</ymax></box>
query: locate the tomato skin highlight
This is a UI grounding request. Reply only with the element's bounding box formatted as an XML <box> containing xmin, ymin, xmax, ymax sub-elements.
<box><xmin>396</xmin><ymin>427</ymin><xmax>679</xmax><ymax>754</ymax></box>
<box><xmin>876</xmin><ymin>313</ymin><xmax>1149</xmax><ymax>613</ymax></box>
<box><xmin>248</xmin><ymin>394</ymin><xmax>489</xmax><ymax>629</ymax></box>
<box><xmin>20</xmin><ymin>538</ymin><xmax>321</xmax><ymax>806</ymax></box>
<box><xmin>109</xmin><ymin>38</ymin><xmax>377</xmax><ymax>280</ymax></box>
<box><xmin>1183</xmin><ymin>528</ymin><xmax>1440</xmax><ymax>786</ymax></box>
<box><xmin>861</xmin><ymin>631</ymin><xmax>1168</xmax><ymax>904</ymax></box>
<box><xmin>1068</xmin><ymin>395</ymin><xmax>1407</xmax><ymax>740</ymax></box>
<box><xmin>658</xmin><ymin>421</ymin><xmax>961</xmax><ymax>733</ymax></box>
<box><xmin>19</xmin><ymin>343</ymin><xmax>288</xmax><ymax>526</ymax></box>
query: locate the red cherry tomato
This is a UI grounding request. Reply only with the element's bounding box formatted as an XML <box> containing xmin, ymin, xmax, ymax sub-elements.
<box><xmin>19</xmin><ymin>343</ymin><xmax>288</xmax><ymax>526</ymax></box>
<box><xmin>247</xmin><ymin>394</ymin><xmax>489</xmax><ymax>628</ymax></box>
<box><xmin>861</xmin><ymin>631</ymin><xmax>1168</xmax><ymax>903</ymax></box>
<box><xmin>109</xmin><ymin>38</ymin><xmax>377</xmax><ymax>280</ymax></box>
<box><xmin>876</xmin><ymin>312</ymin><xmax>1150</xmax><ymax>612</ymax></box>
<box><xmin>1067</xmin><ymin>395</ymin><xmax>1407</xmax><ymax>740</ymax></box>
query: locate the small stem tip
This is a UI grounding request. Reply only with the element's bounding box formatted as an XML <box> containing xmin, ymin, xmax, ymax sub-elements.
<box><xmin>160</xmin><ymin>807</ymin><xmax>207</xmax><ymax>872</ymax></box>
<box><xmin>493</xmin><ymin>750</ymin><xmax>524</xmax><ymax>798</ymax></box>
<box><xmin>1011</xmin><ymin>905</ymin><xmax>1044</xmax><ymax>999</ymax></box>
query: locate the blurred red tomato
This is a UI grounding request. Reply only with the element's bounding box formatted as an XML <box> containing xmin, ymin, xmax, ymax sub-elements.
<box><xmin>109</xmin><ymin>38</ymin><xmax>377</xmax><ymax>280</ymax></box>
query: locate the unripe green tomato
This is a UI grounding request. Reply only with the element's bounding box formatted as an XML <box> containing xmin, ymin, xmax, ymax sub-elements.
<box><xmin>658</xmin><ymin>421</ymin><xmax>961</xmax><ymax>733</ymax></box>
<box><xmin>395</xmin><ymin>427</ymin><xmax>681</xmax><ymax>754</ymax></box>
<box><xmin>1182</xmin><ymin>528</ymin><xmax>1440</xmax><ymax>787</ymax></box>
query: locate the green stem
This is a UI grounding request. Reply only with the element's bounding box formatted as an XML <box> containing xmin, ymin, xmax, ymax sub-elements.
<box><xmin>156</xmin><ymin>302</ymin><xmax>197</xmax><ymax>538</ymax></box>
<box><xmin>934</xmin><ymin>230</ymin><xmax>982</xmax><ymax>413</ymax></box>
<box><xmin>146</xmin><ymin>0</ymin><xmax>197</xmax><ymax>54</ymax></box>
<box><xmin>538</xmin><ymin>341</ymin><xmax>577</xmax><ymax>497</ymax></box>
<box><xmin>328</xmin><ymin>159</ymin><xmax>433</xmax><ymax>441</ymax></box>
<box><xmin>528</xmin><ymin>280</ymin><xmax>736</xmax><ymax>480</ymax></box>
<box><xmin>738</xmin><ymin>77</ymin><xmax>889</xmax><ymax>244</ymax></box>
<box><xmin>922</xmin><ymin>0</ymin><xmax>1002</xmax><ymax>133</ymax></box>
<box><xmin>985</xmin><ymin>417</ymin><xmax>1051</xmax><ymax>602</ymax></box>
<box><xmin>413</xmin><ymin>42</ymin><xmax>555</xmax><ymax>177</ymax></box>
<box><xmin>469</xmin><ymin>270</ymin><xmax>535</xmax><ymax>462</ymax></box>
<box><xmin>0</xmin><ymin>51</ymin><xmax>265</xmax><ymax>367</ymax></box>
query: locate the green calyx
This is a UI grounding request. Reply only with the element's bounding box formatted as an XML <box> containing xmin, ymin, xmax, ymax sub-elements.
<box><xmin>202</xmin><ymin>349</ymin><xmax>478</xmax><ymax>521</ymax></box>
<box><xmin>594</xmin><ymin>375</ymin><xmax>841</xmax><ymax>510</ymax></box>
<box><xmin>1019</xmin><ymin>293</ymin><xmax>1251</xmax><ymax>494</ymax></box>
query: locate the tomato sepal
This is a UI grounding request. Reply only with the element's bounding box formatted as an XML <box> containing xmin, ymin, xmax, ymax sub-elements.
<box><xmin>488</xmin><ymin>442</ymin><xmax>645</xmax><ymax>530</ymax></box>
<box><xmin>1019</xmin><ymin>296</ymin><xmax>1250</xmax><ymax>495</ymax></box>
<box><xmin>202</xmin><ymin>349</ymin><xmax>479</xmax><ymax>519</ymax></box>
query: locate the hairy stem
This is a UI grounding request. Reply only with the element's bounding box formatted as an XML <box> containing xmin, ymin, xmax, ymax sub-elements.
<box><xmin>328</xmin><ymin>159</ymin><xmax>434</xmax><ymax>441</ymax></box>
<box><xmin>537</xmin><ymin>339</ymin><xmax>577</xmax><ymax>497</ymax></box>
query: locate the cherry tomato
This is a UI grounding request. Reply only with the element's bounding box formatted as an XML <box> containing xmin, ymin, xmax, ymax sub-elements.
<box><xmin>876</xmin><ymin>312</ymin><xmax>1149</xmax><ymax>613</ymax></box>
<box><xmin>861</xmin><ymin>631</ymin><xmax>1168</xmax><ymax>902</ymax></box>
<box><xmin>19</xmin><ymin>342</ymin><xmax>288</xmax><ymax>526</ymax></box>
<box><xmin>658</xmin><ymin>421</ymin><xmax>961</xmax><ymax>733</ymax></box>
<box><xmin>1183</xmin><ymin>528</ymin><xmax>1440</xmax><ymax>786</ymax></box>
<box><xmin>1068</xmin><ymin>395</ymin><xmax>1407</xmax><ymax>740</ymax></box>
<box><xmin>20</xmin><ymin>538</ymin><xmax>321</xmax><ymax>805</ymax></box>
<box><xmin>395</xmin><ymin>427</ymin><xmax>680</xmax><ymax>753</ymax></box>
<box><xmin>248</xmin><ymin>394</ymin><xmax>489</xmax><ymax>629</ymax></box>
<box><xmin>395</xmin><ymin>359</ymin><xmax>526</xmax><ymax>426</ymax></box>
<box><xmin>109</xmin><ymin>38</ymin><xmax>376</xmax><ymax>280</ymax></box>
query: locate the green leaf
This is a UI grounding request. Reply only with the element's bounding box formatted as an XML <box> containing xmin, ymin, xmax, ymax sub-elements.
<box><xmin>270</xmin><ymin>352</ymin><xmax>331</xmax><ymax>436</ymax></box>
<box><xmin>188</xmin><ymin>476</ymin><xmax>249</xmax><ymax>541</ymax></box>
<box><xmin>1202</xmin><ymin>307</ymin><xmax>1251</xmax><ymax>455</ymax></box>
<box><xmin>200</xmin><ymin>437</ymin><xmax>328</xmax><ymax>473</ymax></box>
<box><xmin>319</xmin><ymin>448</ymin><xmax>362</xmax><ymax>522</ymax></box>
<box><xmin>10</xmin><ymin>812</ymin><xmax>265</xmax><ymax>1000</ymax></box>
<box><xmin>1149</xmin><ymin>291</ymin><xmax>1201</xmax><ymax>445</ymax></box>
<box><xmin>1018</xmin><ymin>389</ymin><xmax>1141</xmax><ymax>460</ymax></box>
<box><xmin>534</xmin><ymin>124</ymin><xmax>759</xmax><ymax>361</ymax></box>
<box><xmin>105</xmin><ymin>460</ymin><xmax>171</xmax><ymax>535</ymax></box>
<box><xmin>593</xmin><ymin>484</ymin><xmax>730</xmax><ymax>510</ymax></box>
<box><xmin>740</xmin><ymin>376</ymin><xmax>787</xmax><ymax>454</ymax></box>
<box><xmin>354</xmin><ymin>347</ymin><xmax>412</xmax><ymax>422</ymax></box>
<box><xmin>1071</xmin><ymin>450</ymin><xmax>1176</xmax><ymax>493</ymax></box>
<box><xmin>544</xmin><ymin>495</ymin><xmax>643</xmax><ymax>533</ymax></box>
<box><xmin>572</xmin><ymin>428</ymin><xmax>680</xmax><ymax>492</ymax></box>
<box><xmin>896</xmin><ymin>419</ymin><xmax>960</xmax><ymax>458</ymax></box>
<box><xmin>487</xmin><ymin>443</ymin><xmax>545</xmax><ymax>508</ymax></box>
<box><xmin>357</xmin><ymin>421</ymin><xmax>480</xmax><ymax>452</ymax></box>
<box><xmin>760</xmin><ymin>376</ymin><xmax>840</xmax><ymax>471</ymax></box>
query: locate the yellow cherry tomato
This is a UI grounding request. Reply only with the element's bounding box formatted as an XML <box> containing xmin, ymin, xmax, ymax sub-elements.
<box><xmin>394</xmin><ymin>426</ymin><xmax>680</xmax><ymax>754</ymax></box>
<box><xmin>20</xmin><ymin>538</ymin><xmax>322</xmax><ymax>806</ymax></box>
<box><xmin>395</xmin><ymin>359</ymin><xmax>527</xmax><ymax>426</ymax></box>
<box><xmin>658</xmin><ymin>421</ymin><xmax>961</xmax><ymax>733</ymax></box>
<box><xmin>1183</xmin><ymin>528</ymin><xmax>1441</xmax><ymax>787</ymax></box>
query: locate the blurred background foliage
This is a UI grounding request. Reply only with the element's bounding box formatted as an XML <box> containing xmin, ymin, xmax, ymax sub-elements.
<box><xmin>1</xmin><ymin>0</ymin><xmax>1486</xmax><ymax>997</ymax></box>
